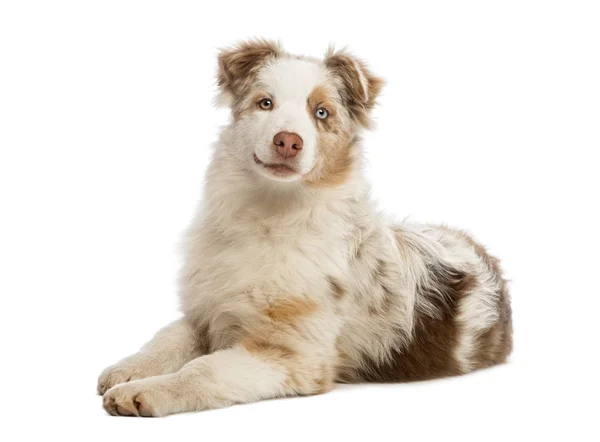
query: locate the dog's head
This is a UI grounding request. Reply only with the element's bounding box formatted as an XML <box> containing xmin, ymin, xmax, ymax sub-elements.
<box><xmin>216</xmin><ymin>39</ymin><xmax>383</xmax><ymax>187</ymax></box>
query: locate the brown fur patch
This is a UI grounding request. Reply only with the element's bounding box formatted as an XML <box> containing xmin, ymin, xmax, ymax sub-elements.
<box><xmin>242</xmin><ymin>338</ymin><xmax>296</xmax><ymax>360</ymax></box>
<box><xmin>217</xmin><ymin>39</ymin><xmax>280</xmax><ymax>98</ymax></box>
<box><xmin>355</xmin><ymin>263</ymin><xmax>477</xmax><ymax>382</ymax></box>
<box><xmin>263</xmin><ymin>297</ymin><xmax>318</xmax><ymax>324</ymax></box>
<box><xmin>328</xmin><ymin>276</ymin><xmax>346</xmax><ymax>300</ymax></box>
<box><xmin>303</xmin><ymin>135</ymin><xmax>357</xmax><ymax>188</ymax></box>
<box><xmin>347</xmin><ymin>226</ymin><xmax>513</xmax><ymax>382</ymax></box>
<box><xmin>435</xmin><ymin>225</ymin><xmax>513</xmax><ymax>369</ymax></box>
<box><xmin>306</xmin><ymin>85</ymin><xmax>339</xmax><ymax>131</ymax></box>
<box><xmin>325</xmin><ymin>48</ymin><xmax>384</xmax><ymax>128</ymax></box>
<box><xmin>307</xmin><ymin>85</ymin><xmax>331</xmax><ymax>108</ymax></box>
<box><xmin>303</xmin><ymin>84</ymin><xmax>356</xmax><ymax>188</ymax></box>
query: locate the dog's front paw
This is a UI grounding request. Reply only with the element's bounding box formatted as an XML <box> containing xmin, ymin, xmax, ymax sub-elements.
<box><xmin>97</xmin><ymin>355</ymin><xmax>157</xmax><ymax>395</ymax></box>
<box><xmin>102</xmin><ymin>376</ymin><xmax>184</xmax><ymax>417</ymax></box>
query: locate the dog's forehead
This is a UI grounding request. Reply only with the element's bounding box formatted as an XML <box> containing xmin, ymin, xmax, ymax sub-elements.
<box><xmin>258</xmin><ymin>58</ymin><xmax>327</xmax><ymax>102</ymax></box>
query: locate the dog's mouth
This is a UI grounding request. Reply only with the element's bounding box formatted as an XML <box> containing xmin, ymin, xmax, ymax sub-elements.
<box><xmin>253</xmin><ymin>154</ymin><xmax>299</xmax><ymax>177</ymax></box>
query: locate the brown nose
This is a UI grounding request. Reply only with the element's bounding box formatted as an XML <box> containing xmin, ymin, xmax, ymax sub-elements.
<box><xmin>273</xmin><ymin>131</ymin><xmax>303</xmax><ymax>158</ymax></box>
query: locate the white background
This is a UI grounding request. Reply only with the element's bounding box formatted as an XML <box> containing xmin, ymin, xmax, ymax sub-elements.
<box><xmin>1</xmin><ymin>1</ymin><xmax>599</xmax><ymax>440</ymax></box>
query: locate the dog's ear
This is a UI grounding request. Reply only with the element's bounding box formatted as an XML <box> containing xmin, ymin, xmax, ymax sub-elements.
<box><xmin>325</xmin><ymin>47</ymin><xmax>384</xmax><ymax>128</ymax></box>
<box><xmin>216</xmin><ymin>39</ymin><xmax>281</xmax><ymax>106</ymax></box>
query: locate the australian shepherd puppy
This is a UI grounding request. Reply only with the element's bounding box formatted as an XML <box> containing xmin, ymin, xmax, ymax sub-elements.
<box><xmin>98</xmin><ymin>40</ymin><xmax>513</xmax><ymax>417</ymax></box>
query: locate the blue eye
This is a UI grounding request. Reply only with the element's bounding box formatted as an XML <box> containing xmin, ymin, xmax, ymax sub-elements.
<box><xmin>315</xmin><ymin>108</ymin><xmax>328</xmax><ymax>119</ymax></box>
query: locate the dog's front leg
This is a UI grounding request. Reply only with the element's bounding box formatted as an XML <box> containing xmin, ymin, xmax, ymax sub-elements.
<box><xmin>102</xmin><ymin>298</ymin><xmax>337</xmax><ymax>417</ymax></box>
<box><xmin>97</xmin><ymin>318</ymin><xmax>206</xmax><ymax>395</ymax></box>
<box><xmin>103</xmin><ymin>342</ymin><xmax>334</xmax><ymax>417</ymax></box>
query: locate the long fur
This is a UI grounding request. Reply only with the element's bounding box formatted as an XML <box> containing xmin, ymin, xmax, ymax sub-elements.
<box><xmin>98</xmin><ymin>40</ymin><xmax>512</xmax><ymax>417</ymax></box>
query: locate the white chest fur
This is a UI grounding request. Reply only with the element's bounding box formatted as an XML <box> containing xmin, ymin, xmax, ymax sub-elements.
<box><xmin>178</xmin><ymin>190</ymin><xmax>361</xmax><ymax>349</ymax></box>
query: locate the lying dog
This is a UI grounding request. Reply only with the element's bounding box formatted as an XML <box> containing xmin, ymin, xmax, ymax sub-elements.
<box><xmin>98</xmin><ymin>40</ymin><xmax>513</xmax><ymax>417</ymax></box>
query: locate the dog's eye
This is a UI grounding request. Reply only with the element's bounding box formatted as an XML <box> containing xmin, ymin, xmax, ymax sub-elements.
<box><xmin>259</xmin><ymin>98</ymin><xmax>273</xmax><ymax>110</ymax></box>
<box><xmin>315</xmin><ymin>108</ymin><xmax>328</xmax><ymax>119</ymax></box>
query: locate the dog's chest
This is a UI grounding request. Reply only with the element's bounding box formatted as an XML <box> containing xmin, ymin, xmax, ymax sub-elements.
<box><xmin>207</xmin><ymin>221</ymin><xmax>347</xmax><ymax>293</ymax></box>
<box><xmin>183</xmin><ymin>214</ymin><xmax>351</xmax><ymax>348</ymax></box>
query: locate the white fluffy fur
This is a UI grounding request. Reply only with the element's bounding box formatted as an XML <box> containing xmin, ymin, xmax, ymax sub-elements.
<box><xmin>98</xmin><ymin>43</ymin><xmax>511</xmax><ymax>417</ymax></box>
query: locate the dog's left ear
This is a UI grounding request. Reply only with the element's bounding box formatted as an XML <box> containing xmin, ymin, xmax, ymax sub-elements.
<box><xmin>325</xmin><ymin>48</ymin><xmax>384</xmax><ymax>128</ymax></box>
<box><xmin>216</xmin><ymin>39</ymin><xmax>281</xmax><ymax>106</ymax></box>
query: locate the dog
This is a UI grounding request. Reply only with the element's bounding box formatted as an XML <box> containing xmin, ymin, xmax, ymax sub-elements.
<box><xmin>98</xmin><ymin>39</ymin><xmax>513</xmax><ymax>417</ymax></box>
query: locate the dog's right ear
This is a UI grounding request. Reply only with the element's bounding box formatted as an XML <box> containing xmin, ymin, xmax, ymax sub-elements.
<box><xmin>216</xmin><ymin>39</ymin><xmax>281</xmax><ymax>106</ymax></box>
